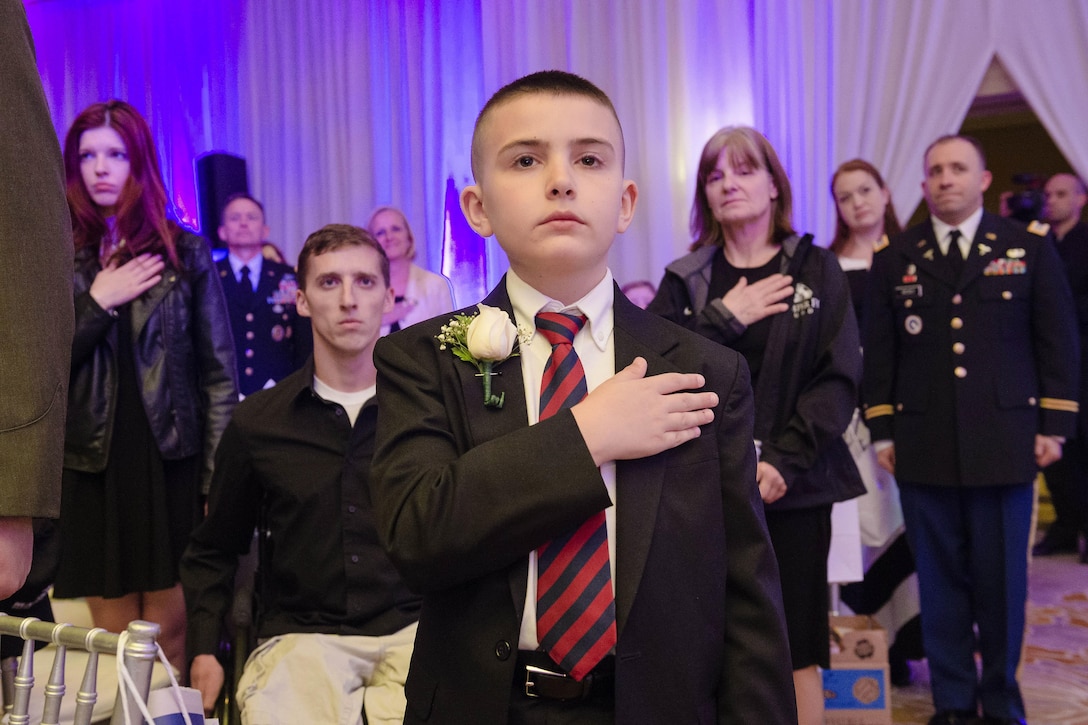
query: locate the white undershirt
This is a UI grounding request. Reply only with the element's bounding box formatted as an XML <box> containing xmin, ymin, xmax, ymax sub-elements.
<box><xmin>312</xmin><ymin>377</ymin><xmax>375</xmax><ymax>426</ymax></box>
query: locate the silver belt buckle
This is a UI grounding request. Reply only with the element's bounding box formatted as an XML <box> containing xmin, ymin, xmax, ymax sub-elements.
<box><xmin>524</xmin><ymin>664</ymin><xmax>569</xmax><ymax>698</ymax></box>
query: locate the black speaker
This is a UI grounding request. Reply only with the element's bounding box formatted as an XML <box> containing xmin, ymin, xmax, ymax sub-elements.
<box><xmin>195</xmin><ymin>152</ymin><xmax>249</xmax><ymax>246</ymax></box>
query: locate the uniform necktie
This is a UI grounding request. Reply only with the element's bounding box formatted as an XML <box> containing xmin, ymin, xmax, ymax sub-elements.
<box><xmin>947</xmin><ymin>229</ymin><xmax>964</xmax><ymax>280</ymax></box>
<box><xmin>240</xmin><ymin>265</ymin><xmax>256</xmax><ymax>303</ymax></box>
<box><xmin>534</xmin><ymin>311</ymin><xmax>617</xmax><ymax>681</ymax></box>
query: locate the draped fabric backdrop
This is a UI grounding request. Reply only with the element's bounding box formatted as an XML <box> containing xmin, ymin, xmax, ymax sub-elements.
<box><xmin>23</xmin><ymin>0</ymin><xmax>1088</xmax><ymax>299</ymax></box>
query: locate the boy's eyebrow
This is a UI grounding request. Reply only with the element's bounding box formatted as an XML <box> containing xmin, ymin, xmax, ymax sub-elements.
<box><xmin>497</xmin><ymin>137</ymin><xmax>617</xmax><ymax>155</ymax></box>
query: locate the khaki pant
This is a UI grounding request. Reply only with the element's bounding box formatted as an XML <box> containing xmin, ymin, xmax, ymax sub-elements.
<box><xmin>237</xmin><ymin>622</ymin><xmax>417</xmax><ymax>725</ymax></box>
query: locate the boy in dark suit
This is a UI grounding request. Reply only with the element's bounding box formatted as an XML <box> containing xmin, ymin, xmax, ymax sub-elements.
<box><xmin>371</xmin><ymin>71</ymin><xmax>794</xmax><ymax>724</ymax></box>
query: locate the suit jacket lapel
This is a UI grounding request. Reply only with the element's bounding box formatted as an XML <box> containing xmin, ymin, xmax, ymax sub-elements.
<box><xmin>905</xmin><ymin>224</ymin><xmax>955</xmax><ymax>288</ymax></box>
<box><xmin>451</xmin><ymin>281</ymin><xmax>533</xmax><ymax>620</ymax></box>
<box><xmin>612</xmin><ymin>291</ymin><xmax>678</xmax><ymax>634</ymax></box>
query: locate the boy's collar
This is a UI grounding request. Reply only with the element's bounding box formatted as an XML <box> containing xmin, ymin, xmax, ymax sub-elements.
<box><xmin>506</xmin><ymin>268</ymin><xmax>614</xmax><ymax>351</ymax></box>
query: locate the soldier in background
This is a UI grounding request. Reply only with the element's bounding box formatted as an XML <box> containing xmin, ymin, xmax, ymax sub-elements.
<box><xmin>215</xmin><ymin>194</ymin><xmax>311</xmax><ymax>396</ymax></box>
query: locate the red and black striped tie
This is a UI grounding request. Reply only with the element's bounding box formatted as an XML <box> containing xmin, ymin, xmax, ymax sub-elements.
<box><xmin>534</xmin><ymin>311</ymin><xmax>617</xmax><ymax>681</ymax></box>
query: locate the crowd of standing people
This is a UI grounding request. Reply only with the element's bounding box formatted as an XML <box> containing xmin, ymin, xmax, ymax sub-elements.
<box><xmin>4</xmin><ymin>8</ymin><xmax>1086</xmax><ymax>721</ymax></box>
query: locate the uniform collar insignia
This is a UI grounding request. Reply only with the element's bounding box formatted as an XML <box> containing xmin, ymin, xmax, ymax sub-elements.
<box><xmin>977</xmin><ymin>243</ymin><xmax>992</xmax><ymax>255</ymax></box>
<box><xmin>1027</xmin><ymin>220</ymin><xmax>1050</xmax><ymax>236</ymax></box>
<box><xmin>923</xmin><ymin>248</ymin><xmax>935</xmax><ymax>261</ymax></box>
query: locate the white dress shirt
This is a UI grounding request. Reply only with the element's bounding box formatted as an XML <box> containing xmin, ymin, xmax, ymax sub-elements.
<box><xmin>228</xmin><ymin>252</ymin><xmax>263</xmax><ymax>291</ymax></box>
<box><xmin>505</xmin><ymin>268</ymin><xmax>617</xmax><ymax>650</ymax></box>
<box><xmin>932</xmin><ymin>206</ymin><xmax>983</xmax><ymax>259</ymax></box>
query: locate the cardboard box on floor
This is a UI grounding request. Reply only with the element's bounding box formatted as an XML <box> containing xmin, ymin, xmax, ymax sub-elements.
<box><xmin>823</xmin><ymin>615</ymin><xmax>892</xmax><ymax>725</ymax></box>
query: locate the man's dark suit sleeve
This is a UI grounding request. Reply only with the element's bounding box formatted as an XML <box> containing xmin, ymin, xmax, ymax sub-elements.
<box><xmin>862</xmin><ymin>244</ymin><xmax>898</xmax><ymax>441</ymax></box>
<box><xmin>370</xmin><ymin>329</ymin><xmax>611</xmax><ymax>593</ymax></box>
<box><xmin>1031</xmin><ymin>237</ymin><xmax>1080</xmax><ymax>437</ymax></box>
<box><xmin>0</xmin><ymin>0</ymin><xmax>73</xmax><ymax>518</ymax></box>
<box><xmin>710</xmin><ymin>350</ymin><xmax>797</xmax><ymax>724</ymax></box>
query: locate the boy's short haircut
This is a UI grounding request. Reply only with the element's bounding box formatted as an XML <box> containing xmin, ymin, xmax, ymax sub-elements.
<box><xmin>470</xmin><ymin>70</ymin><xmax>625</xmax><ymax>179</ymax></box>
<box><xmin>220</xmin><ymin>192</ymin><xmax>266</xmax><ymax>224</ymax></box>
<box><xmin>297</xmin><ymin>223</ymin><xmax>390</xmax><ymax>290</ymax></box>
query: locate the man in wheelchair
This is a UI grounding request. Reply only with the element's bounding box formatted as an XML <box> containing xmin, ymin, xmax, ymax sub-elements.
<box><xmin>181</xmin><ymin>224</ymin><xmax>421</xmax><ymax>724</ymax></box>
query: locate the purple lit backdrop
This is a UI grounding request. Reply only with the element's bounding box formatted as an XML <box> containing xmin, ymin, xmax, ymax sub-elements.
<box><xmin>23</xmin><ymin>0</ymin><xmax>1088</xmax><ymax>301</ymax></box>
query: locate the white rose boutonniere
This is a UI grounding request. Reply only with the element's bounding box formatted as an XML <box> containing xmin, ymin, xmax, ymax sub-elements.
<box><xmin>436</xmin><ymin>304</ymin><xmax>520</xmax><ymax>408</ymax></box>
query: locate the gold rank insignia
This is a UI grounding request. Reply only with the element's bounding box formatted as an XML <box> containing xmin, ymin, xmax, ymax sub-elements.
<box><xmin>985</xmin><ymin>232</ymin><xmax>997</xmax><ymax>241</ymax></box>
<box><xmin>977</xmin><ymin>243</ymin><xmax>992</xmax><ymax>255</ymax></box>
<box><xmin>874</xmin><ymin>235</ymin><xmax>889</xmax><ymax>253</ymax></box>
<box><xmin>923</xmin><ymin>249</ymin><xmax>935</xmax><ymax>261</ymax></box>
<box><xmin>1027</xmin><ymin>220</ymin><xmax>1051</xmax><ymax>236</ymax></box>
<box><xmin>1007</xmin><ymin>248</ymin><xmax>1026</xmax><ymax>258</ymax></box>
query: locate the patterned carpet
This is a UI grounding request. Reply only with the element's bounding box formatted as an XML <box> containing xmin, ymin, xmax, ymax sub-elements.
<box><xmin>890</xmin><ymin>551</ymin><xmax>1088</xmax><ymax>725</ymax></box>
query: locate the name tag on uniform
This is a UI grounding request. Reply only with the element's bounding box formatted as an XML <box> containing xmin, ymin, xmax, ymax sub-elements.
<box><xmin>895</xmin><ymin>284</ymin><xmax>923</xmax><ymax>299</ymax></box>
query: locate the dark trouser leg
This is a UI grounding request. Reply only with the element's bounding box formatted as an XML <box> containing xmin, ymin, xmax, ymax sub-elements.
<box><xmin>899</xmin><ymin>482</ymin><xmax>978</xmax><ymax>714</ymax></box>
<box><xmin>969</xmin><ymin>483</ymin><xmax>1031</xmax><ymax>721</ymax></box>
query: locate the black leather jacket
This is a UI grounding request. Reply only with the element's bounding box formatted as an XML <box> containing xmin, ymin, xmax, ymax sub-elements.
<box><xmin>64</xmin><ymin>231</ymin><xmax>238</xmax><ymax>493</ymax></box>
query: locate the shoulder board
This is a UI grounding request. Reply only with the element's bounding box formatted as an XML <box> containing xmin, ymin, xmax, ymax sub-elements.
<box><xmin>873</xmin><ymin>234</ymin><xmax>890</xmax><ymax>253</ymax></box>
<box><xmin>1027</xmin><ymin>220</ymin><xmax>1051</xmax><ymax>236</ymax></box>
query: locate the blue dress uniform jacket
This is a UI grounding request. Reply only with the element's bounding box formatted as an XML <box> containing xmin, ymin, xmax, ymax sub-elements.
<box><xmin>863</xmin><ymin>212</ymin><xmax>1080</xmax><ymax>487</ymax></box>
<box><xmin>217</xmin><ymin>258</ymin><xmax>312</xmax><ymax>396</ymax></box>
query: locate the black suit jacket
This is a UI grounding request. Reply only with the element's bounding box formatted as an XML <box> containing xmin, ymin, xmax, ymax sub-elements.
<box><xmin>863</xmin><ymin>212</ymin><xmax>1079</xmax><ymax>486</ymax></box>
<box><xmin>216</xmin><ymin>257</ymin><xmax>312</xmax><ymax>396</ymax></box>
<box><xmin>0</xmin><ymin>0</ymin><xmax>73</xmax><ymax>517</ymax></box>
<box><xmin>371</xmin><ymin>280</ymin><xmax>795</xmax><ymax>725</ymax></box>
<box><xmin>1056</xmin><ymin>220</ymin><xmax>1088</xmax><ymax>438</ymax></box>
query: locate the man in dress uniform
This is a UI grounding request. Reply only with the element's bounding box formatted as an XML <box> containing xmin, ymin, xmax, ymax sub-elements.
<box><xmin>216</xmin><ymin>194</ymin><xmax>312</xmax><ymax>396</ymax></box>
<box><xmin>1034</xmin><ymin>173</ymin><xmax>1088</xmax><ymax>561</ymax></box>
<box><xmin>863</xmin><ymin>135</ymin><xmax>1079</xmax><ymax>725</ymax></box>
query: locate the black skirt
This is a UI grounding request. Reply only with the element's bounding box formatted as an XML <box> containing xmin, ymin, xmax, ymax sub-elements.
<box><xmin>54</xmin><ymin>308</ymin><xmax>200</xmax><ymax>599</ymax></box>
<box><xmin>765</xmin><ymin>504</ymin><xmax>833</xmax><ymax>670</ymax></box>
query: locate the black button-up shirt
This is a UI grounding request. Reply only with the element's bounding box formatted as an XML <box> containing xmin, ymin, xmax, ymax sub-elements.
<box><xmin>181</xmin><ymin>360</ymin><xmax>420</xmax><ymax>658</ymax></box>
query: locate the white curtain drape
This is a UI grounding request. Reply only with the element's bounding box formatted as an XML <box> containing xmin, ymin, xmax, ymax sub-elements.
<box><xmin>478</xmin><ymin>0</ymin><xmax>755</xmax><ymax>289</ymax></box>
<box><xmin>753</xmin><ymin>0</ymin><xmax>996</xmax><ymax>238</ymax></box>
<box><xmin>991</xmin><ymin>0</ymin><xmax>1088</xmax><ymax>184</ymax></box>
<box><xmin>24</xmin><ymin>0</ymin><xmax>1088</xmax><ymax>292</ymax></box>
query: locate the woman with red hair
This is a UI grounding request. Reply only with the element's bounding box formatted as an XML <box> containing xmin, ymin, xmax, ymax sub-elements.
<box><xmin>54</xmin><ymin>100</ymin><xmax>237</xmax><ymax>674</ymax></box>
<box><xmin>830</xmin><ymin>158</ymin><xmax>923</xmax><ymax>686</ymax></box>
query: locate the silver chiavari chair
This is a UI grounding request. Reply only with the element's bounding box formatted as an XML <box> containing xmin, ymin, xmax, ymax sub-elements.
<box><xmin>0</xmin><ymin>614</ymin><xmax>159</xmax><ymax>725</ymax></box>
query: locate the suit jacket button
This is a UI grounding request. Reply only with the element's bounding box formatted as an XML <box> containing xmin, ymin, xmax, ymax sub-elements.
<box><xmin>954</xmin><ymin>366</ymin><xmax>967</xmax><ymax>378</ymax></box>
<box><xmin>896</xmin><ymin>403</ymin><xmax>904</xmax><ymax>412</ymax></box>
<box><xmin>950</xmin><ymin>317</ymin><xmax>964</xmax><ymax>330</ymax></box>
<box><xmin>952</xmin><ymin>294</ymin><xmax>963</xmax><ymax>305</ymax></box>
<box><xmin>494</xmin><ymin>641</ymin><xmax>512</xmax><ymax>660</ymax></box>
<box><xmin>953</xmin><ymin>342</ymin><xmax>965</xmax><ymax>355</ymax></box>
<box><xmin>1028</xmin><ymin>397</ymin><xmax>1037</xmax><ymax>406</ymax></box>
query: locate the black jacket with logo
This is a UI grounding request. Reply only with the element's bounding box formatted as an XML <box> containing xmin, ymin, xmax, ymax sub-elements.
<box><xmin>649</xmin><ymin>234</ymin><xmax>864</xmax><ymax>510</ymax></box>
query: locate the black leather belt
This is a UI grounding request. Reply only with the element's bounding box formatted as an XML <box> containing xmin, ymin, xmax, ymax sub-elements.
<box><xmin>516</xmin><ymin>650</ymin><xmax>615</xmax><ymax>701</ymax></box>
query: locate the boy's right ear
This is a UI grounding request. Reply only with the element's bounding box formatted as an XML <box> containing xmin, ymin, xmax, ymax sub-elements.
<box><xmin>460</xmin><ymin>184</ymin><xmax>494</xmax><ymax>238</ymax></box>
